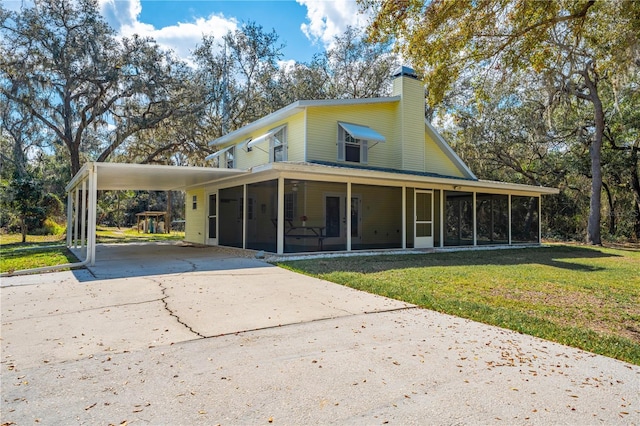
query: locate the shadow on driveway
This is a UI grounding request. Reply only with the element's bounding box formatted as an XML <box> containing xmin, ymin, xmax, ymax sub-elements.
<box><xmin>73</xmin><ymin>242</ymin><xmax>267</xmax><ymax>281</ymax></box>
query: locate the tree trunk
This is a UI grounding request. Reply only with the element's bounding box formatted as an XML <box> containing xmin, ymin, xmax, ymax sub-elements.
<box><xmin>583</xmin><ymin>64</ymin><xmax>603</xmax><ymax>245</ymax></box>
<box><xmin>602</xmin><ymin>182</ymin><xmax>615</xmax><ymax>236</ymax></box>
<box><xmin>20</xmin><ymin>216</ymin><xmax>26</xmax><ymax>243</ymax></box>
<box><xmin>630</xmin><ymin>147</ymin><xmax>640</xmax><ymax>239</ymax></box>
<box><xmin>70</xmin><ymin>148</ymin><xmax>81</xmax><ymax>178</ymax></box>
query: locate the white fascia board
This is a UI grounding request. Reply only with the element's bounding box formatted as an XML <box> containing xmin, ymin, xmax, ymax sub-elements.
<box><xmin>209</xmin><ymin>96</ymin><xmax>401</xmax><ymax>147</ymax></box>
<box><xmin>210</xmin><ymin>103</ymin><xmax>303</xmax><ymax>147</ymax></box>
<box><xmin>424</xmin><ymin>119</ymin><xmax>477</xmax><ymax>180</ymax></box>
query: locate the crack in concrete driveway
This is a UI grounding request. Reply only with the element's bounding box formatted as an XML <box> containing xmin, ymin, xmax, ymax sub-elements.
<box><xmin>1</xmin><ymin>244</ymin><xmax>638</xmax><ymax>425</ymax></box>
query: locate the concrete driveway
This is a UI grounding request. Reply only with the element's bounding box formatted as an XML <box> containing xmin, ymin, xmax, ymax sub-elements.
<box><xmin>1</xmin><ymin>243</ymin><xmax>638</xmax><ymax>425</ymax></box>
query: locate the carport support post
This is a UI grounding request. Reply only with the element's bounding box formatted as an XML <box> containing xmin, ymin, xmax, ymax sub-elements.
<box><xmin>88</xmin><ymin>164</ymin><xmax>98</xmax><ymax>265</ymax></box>
<box><xmin>74</xmin><ymin>187</ymin><xmax>80</xmax><ymax>249</ymax></box>
<box><xmin>66</xmin><ymin>190</ymin><xmax>73</xmax><ymax>248</ymax></box>
<box><xmin>81</xmin><ymin>179</ymin><xmax>87</xmax><ymax>250</ymax></box>
<box><xmin>277</xmin><ymin>177</ymin><xmax>284</xmax><ymax>254</ymax></box>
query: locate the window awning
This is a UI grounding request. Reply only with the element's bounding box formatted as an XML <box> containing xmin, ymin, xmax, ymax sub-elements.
<box><xmin>247</xmin><ymin>125</ymin><xmax>286</xmax><ymax>149</ymax></box>
<box><xmin>204</xmin><ymin>145</ymin><xmax>233</xmax><ymax>161</ymax></box>
<box><xmin>339</xmin><ymin>122</ymin><xmax>386</xmax><ymax>143</ymax></box>
<box><xmin>237</xmin><ymin>138</ymin><xmax>252</xmax><ymax>151</ymax></box>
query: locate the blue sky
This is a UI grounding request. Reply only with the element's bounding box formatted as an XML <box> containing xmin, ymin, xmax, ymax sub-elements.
<box><xmin>3</xmin><ymin>0</ymin><xmax>370</xmax><ymax>64</ymax></box>
<box><xmin>97</xmin><ymin>0</ymin><xmax>371</xmax><ymax>64</ymax></box>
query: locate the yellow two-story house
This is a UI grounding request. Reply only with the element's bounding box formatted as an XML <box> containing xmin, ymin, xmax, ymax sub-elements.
<box><xmin>184</xmin><ymin>67</ymin><xmax>558</xmax><ymax>254</ymax></box>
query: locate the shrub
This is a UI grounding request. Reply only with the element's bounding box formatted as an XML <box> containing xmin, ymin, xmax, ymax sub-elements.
<box><xmin>33</xmin><ymin>218</ymin><xmax>66</xmax><ymax>236</ymax></box>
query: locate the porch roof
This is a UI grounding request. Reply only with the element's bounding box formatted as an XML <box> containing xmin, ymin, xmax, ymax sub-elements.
<box><xmin>265</xmin><ymin>162</ymin><xmax>559</xmax><ymax>196</ymax></box>
<box><xmin>66</xmin><ymin>162</ymin><xmax>247</xmax><ymax>192</ymax></box>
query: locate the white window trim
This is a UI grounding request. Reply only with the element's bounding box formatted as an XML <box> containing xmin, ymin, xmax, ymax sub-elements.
<box><xmin>225</xmin><ymin>146</ymin><xmax>235</xmax><ymax>169</ymax></box>
<box><xmin>269</xmin><ymin>125</ymin><xmax>287</xmax><ymax>163</ymax></box>
<box><xmin>338</xmin><ymin>123</ymin><xmax>368</xmax><ymax>164</ymax></box>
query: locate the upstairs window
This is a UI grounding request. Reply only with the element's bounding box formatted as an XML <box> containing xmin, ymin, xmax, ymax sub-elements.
<box><xmin>338</xmin><ymin>124</ymin><xmax>368</xmax><ymax>164</ymax></box>
<box><xmin>270</xmin><ymin>126</ymin><xmax>287</xmax><ymax>162</ymax></box>
<box><xmin>225</xmin><ymin>146</ymin><xmax>235</xmax><ymax>169</ymax></box>
<box><xmin>246</xmin><ymin>124</ymin><xmax>287</xmax><ymax>163</ymax></box>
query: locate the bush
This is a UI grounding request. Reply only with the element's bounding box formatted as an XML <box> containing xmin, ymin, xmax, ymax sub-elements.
<box><xmin>33</xmin><ymin>218</ymin><xmax>66</xmax><ymax>236</ymax></box>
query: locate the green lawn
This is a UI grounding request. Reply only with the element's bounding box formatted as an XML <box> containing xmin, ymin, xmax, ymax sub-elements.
<box><xmin>95</xmin><ymin>226</ymin><xmax>185</xmax><ymax>243</ymax></box>
<box><xmin>0</xmin><ymin>226</ymin><xmax>185</xmax><ymax>273</ymax></box>
<box><xmin>278</xmin><ymin>245</ymin><xmax>640</xmax><ymax>365</ymax></box>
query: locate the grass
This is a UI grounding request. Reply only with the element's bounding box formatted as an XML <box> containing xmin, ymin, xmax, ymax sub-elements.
<box><xmin>95</xmin><ymin>226</ymin><xmax>185</xmax><ymax>243</ymax></box>
<box><xmin>277</xmin><ymin>244</ymin><xmax>640</xmax><ymax>365</ymax></box>
<box><xmin>0</xmin><ymin>226</ymin><xmax>185</xmax><ymax>273</ymax></box>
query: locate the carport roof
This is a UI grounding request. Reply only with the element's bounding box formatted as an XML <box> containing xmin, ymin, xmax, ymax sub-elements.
<box><xmin>66</xmin><ymin>162</ymin><xmax>246</xmax><ymax>191</ymax></box>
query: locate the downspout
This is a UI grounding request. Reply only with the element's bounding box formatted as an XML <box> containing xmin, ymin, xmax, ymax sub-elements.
<box><xmin>0</xmin><ymin>245</ymin><xmax>92</xmax><ymax>278</ymax></box>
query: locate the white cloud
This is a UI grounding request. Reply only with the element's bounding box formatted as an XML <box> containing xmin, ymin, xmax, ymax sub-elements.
<box><xmin>99</xmin><ymin>0</ymin><xmax>140</xmax><ymax>30</ymax></box>
<box><xmin>98</xmin><ymin>0</ymin><xmax>237</xmax><ymax>62</ymax></box>
<box><xmin>297</xmin><ymin>0</ymin><xmax>369</xmax><ymax>48</ymax></box>
<box><xmin>278</xmin><ymin>59</ymin><xmax>297</xmax><ymax>71</ymax></box>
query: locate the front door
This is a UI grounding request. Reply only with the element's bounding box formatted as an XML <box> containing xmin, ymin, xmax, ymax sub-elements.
<box><xmin>324</xmin><ymin>194</ymin><xmax>361</xmax><ymax>246</ymax></box>
<box><xmin>415</xmin><ymin>190</ymin><xmax>434</xmax><ymax>248</ymax></box>
<box><xmin>207</xmin><ymin>193</ymin><xmax>217</xmax><ymax>245</ymax></box>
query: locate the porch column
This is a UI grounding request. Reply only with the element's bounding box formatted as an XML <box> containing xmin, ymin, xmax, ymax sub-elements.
<box><xmin>277</xmin><ymin>177</ymin><xmax>285</xmax><ymax>254</ymax></box>
<box><xmin>508</xmin><ymin>194</ymin><xmax>512</xmax><ymax>245</ymax></box>
<box><xmin>242</xmin><ymin>184</ymin><xmax>247</xmax><ymax>249</ymax></box>
<box><xmin>66</xmin><ymin>190</ymin><xmax>73</xmax><ymax>248</ymax></box>
<box><xmin>401</xmin><ymin>186</ymin><xmax>406</xmax><ymax>249</ymax></box>
<box><xmin>346</xmin><ymin>181</ymin><xmax>352</xmax><ymax>251</ymax></box>
<box><xmin>88</xmin><ymin>164</ymin><xmax>98</xmax><ymax>266</ymax></box>
<box><xmin>473</xmin><ymin>191</ymin><xmax>477</xmax><ymax>246</ymax></box>
<box><xmin>81</xmin><ymin>179</ymin><xmax>87</xmax><ymax>250</ymax></box>
<box><xmin>74</xmin><ymin>187</ymin><xmax>80</xmax><ymax>249</ymax></box>
<box><xmin>538</xmin><ymin>196</ymin><xmax>542</xmax><ymax>243</ymax></box>
<box><xmin>439</xmin><ymin>190</ymin><xmax>444</xmax><ymax>248</ymax></box>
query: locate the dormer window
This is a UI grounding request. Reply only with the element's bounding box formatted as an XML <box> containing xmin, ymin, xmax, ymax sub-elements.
<box><xmin>204</xmin><ymin>145</ymin><xmax>233</xmax><ymax>168</ymax></box>
<box><xmin>337</xmin><ymin>122</ymin><xmax>386</xmax><ymax>164</ymax></box>
<box><xmin>338</xmin><ymin>125</ymin><xmax>367</xmax><ymax>163</ymax></box>
<box><xmin>270</xmin><ymin>126</ymin><xmax>287</xmax><ymax>162</ymax></box>
<box><xmin>225</xmin><ymin>146</ymin><xmax>235</xmax><ymax>168</ymax></box>
<box><xmin>246</xmin><ymin>124</ymin><xmax>287</xmax><ymax>163</ymax></box>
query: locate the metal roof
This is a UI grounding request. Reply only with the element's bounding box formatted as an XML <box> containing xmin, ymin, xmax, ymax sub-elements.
<box><xmin>66</xmin><ymin>162</ymin><xmax>247</xmax><ymax>192</ymax></box>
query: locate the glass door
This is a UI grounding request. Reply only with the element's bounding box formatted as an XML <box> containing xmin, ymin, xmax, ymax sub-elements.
<box><xmin>415</xmin><ymin>190</ymin><xmax>434</xmax><ymax>248</ymax></box>
<box><xmin>207</xmin><ymin>193</ymin><xmax>217</xmax><ymax>245</ymax></box>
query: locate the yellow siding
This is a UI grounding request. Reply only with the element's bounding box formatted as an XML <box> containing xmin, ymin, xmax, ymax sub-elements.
<box><xmin>232</xmin><ymin>111</ymin><xmax>306</xmax><ymax>169</ymax></box>
<box><xmin>306</xmin><ymin>103</ymin><xmax>401</xmax><ymax>169</ymax></box>
<box><xmin>393</xmin><ymin>76</ymin><xmax>426</xmax><ymax>172</ymax></box>
<box><xmin>424</xmin><ymin>131</ymin><xmax>466</xmax><ymax>177</ymax></box>
<box><xmin>286</xmin><ymin>112</ymin><xmax>306</xmax><ymax>162</ymax></box>
<box><xmin>185</xmin><ymin>188</ymin><xmax>205</xmax><ymax>244</ymax></box>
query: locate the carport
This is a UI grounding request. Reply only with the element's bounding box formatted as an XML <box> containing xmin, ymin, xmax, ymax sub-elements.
<box><xmin>65</xmin><ymin>162</ymin><xmax>246</xmax><ymax>265</ymax></box>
